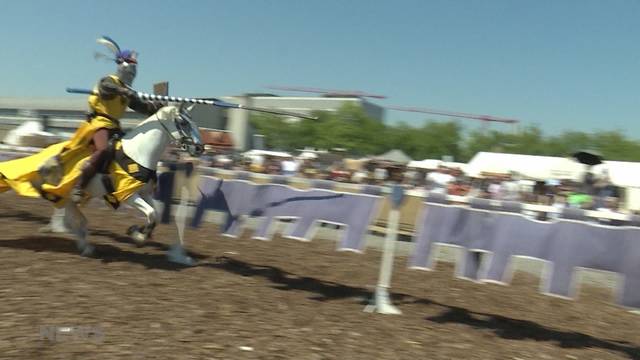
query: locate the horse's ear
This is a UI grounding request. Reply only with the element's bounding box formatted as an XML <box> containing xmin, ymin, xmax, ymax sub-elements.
<box><xmin>178</xmin><ymin>103</ymin><xmax>195</xmax><ymax>118</ymax></box>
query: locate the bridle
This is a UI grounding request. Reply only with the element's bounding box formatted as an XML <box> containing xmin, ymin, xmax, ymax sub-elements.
<box><xmin>154</xmin><ymin>106</ymin><xmax>204</xmax><ymax>156</ymax></box>
<box><xmin>155</xmin><ymin>111</ymin><xmax>193</xmax><ymax>150</ymax></box>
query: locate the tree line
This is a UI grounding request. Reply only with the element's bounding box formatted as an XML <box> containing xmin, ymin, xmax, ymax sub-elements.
<box><xmin>250</xmin><ymin>103</ymin><xmax>640</xmax><ymax>162</ymax></box>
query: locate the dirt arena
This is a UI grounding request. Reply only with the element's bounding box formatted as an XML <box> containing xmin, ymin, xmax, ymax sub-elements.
<box><xmin>0</xmin><ymin>193</ymin><xmax>638</xmax><ymax>359</ymax></box>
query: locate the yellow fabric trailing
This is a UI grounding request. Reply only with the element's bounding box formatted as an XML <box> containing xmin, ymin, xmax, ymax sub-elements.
<box><xmin>0</xmin><ymin>139</ymin><xmax>146</xmax><ymax>208</ymax></box>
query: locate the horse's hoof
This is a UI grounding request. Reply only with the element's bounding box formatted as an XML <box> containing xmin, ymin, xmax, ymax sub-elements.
<box><xmin>38</xmin><ymin>225</ymin><xmax>55</xmax><ymax>234</ymax></box>
<box><xmin>132</xmin><ymin>233</ymin><xmax>146</xmax><ymax>247</ymax></box>
<box><xmin>38</xmin><ymin>224</ymin><xmax>69</xmax><ymax>234</ymax></box>
<box><xmin>168</xmin><ymin>254</ymin><xmax>195</xmax><ymax>266</ymax></box>
<box><xmin>38</xmin><ymin>225</ymin><xmax>50</xmax><ymax>233</ymax></box>
<box><xmin>79</xmin><ymin>244</ymin><xmax>95</xmax><ymax>257</ymax></box>
<box><xmin>127</xmin><ymin>226</ymin><xmax>147</xmax><ymax>247</ymax></box>
<box><xmin>126</xmin><ymin>225</ymin><xmax>139</xmax><ymax>236</ymax></box>
<box><xmin>167</xmin><ymin>245</ymin><xmax>195</xmax><ymax>266</ymax></box>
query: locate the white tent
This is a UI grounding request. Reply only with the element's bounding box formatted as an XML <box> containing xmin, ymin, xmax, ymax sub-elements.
<box><xmin>407</xmin><ymin>159</ymin><xmax>468</xmax><ymax>172</ymax></box>
<box><xmin>592</xmin><ymin>161</ymin><xmax>640</xmax><ymax>211</ymax></box>
<box><xmin>466</xmin><ymin>152</ymin><xmax>586</xmax><ymax>180</ymax></box>
<box><xmin>591</xmin><ymin>161</ymin><xmax>640</xmax><ymax>188</ymax></box>
<box><xmin>442</xmin><ymin>161</ymin><xmax>468</xmax><ymax>172</ymax></box>
<box><xmin>242</xmin><ymin>149</ymin><xmax>293</xmax><ymax>167</ymax></box>
<box><xmin>297</xmin><ymin>151</ymin><xmax>318</xmax><ymax>160</ymax></box>
<box><xmin>466</xmin><ymin>152</ymin><xmax>640</xmax><ymax>210</ymax></box>
<box><xmin>407</xmin><ymin>159</ymin><xmax>441</xmax><ymax>170</ymax></box>
<box><xmin>374</xmin><ymin>149</ymin><xmax>413</xmax><ymax>164</ymax></box>
<box><xmin>242</xmin><ymin>149</ymin><xmax>292</xmax><ymax>158</ymax></box>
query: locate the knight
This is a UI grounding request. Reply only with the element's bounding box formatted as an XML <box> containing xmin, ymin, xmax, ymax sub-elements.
<box><xmin>66</xmin><ymin>36</ymin><xmax>163</xmax><ymax>202</ymax></box>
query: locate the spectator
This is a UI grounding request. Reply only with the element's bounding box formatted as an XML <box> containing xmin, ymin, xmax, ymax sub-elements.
<box><xmin>487</xmin><ymin>178</ymin><xmax>502</xmax><ymax>200</ymax></box>
<box><xmin>500</xmin><ymin>173</ymin><xmax>520</xmax><ymax>201</ymax></box>
<box><xmin>466</xmin><ymin>178</ymin><xmax>484</xmax><ymax>198</ymax></box>
<box><xmin>403</xmin><ymin>168</ymin><xmax>418</xmax><ymax>187</ymax></box>
<box><xmin>594</xmin><ymin>172</ymin><xmax>620</xmax><ymax>208</ymax></box>
<box><xmin>548</xmin><ymin>193</ymin><xmax>567</xmax><ymax>220</ymax></box>
<box><xmin>281</xmin><ymin>158</ymin><xmax>298</xmax><ymax>176</ymax></box>
<box><xmin>351</xmin><ymin>169</ymin><xmax>368</xmax><ymax>184</ymax></box>
<box><xmin>447</xmin><ymin>178</ymin><xmax>470</xmax><ymax>196</ymax></box>
<box><xmin>265</xmin><ymin>158</ymin><xmax>280</xmax><ymax>174</ymax></box>
<box><xmin>426</xmin><ymin>166</ymin><xmax>455</xmax><ymax>194</ymax></box>
<box><xmin>582</xmin><ymin>170</ymin><xmax>597</xmax><ymax>195</ymax></box>
<box><xmin>373</xmin><ymin>165</ymin><xmax>388</xmax><ymax>184</ymax></box>
<box><xmin>596</xmin><ymin>196</ymin><xmax>624</xmax><ymax>226</ymax></box>
<box><xmin>568</xmin><ymin>191</ymin><xmax>592</xmax><ymax>209</ymax></box>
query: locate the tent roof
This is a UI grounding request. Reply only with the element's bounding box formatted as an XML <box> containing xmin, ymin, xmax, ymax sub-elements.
<box><xmin>443</xmin><ymin>161</ymin><xmax>467</xmax><ymax>171</ymax></box>
<box><xmin>593</xmin><ymin>161</ymin><xmax>640</xmax><ymax>188</ymax></box>
<box><xmin>466</xmin><ymin>152</ymin><xmax>586</xmax><ymax>181</ymax></box>
<box><xmin>407</xmin><ymin>159</ymin><xmax>468</xmax><ymax>171</ymax></box>
<box><xmin>408</xmin><ymin>159</ymin><xmax>441</xmax><ymax>170</ymax></box>
<box><xmin>374</xmin><ymin>149</ymin><xmax>413</xmax><ymax>163</ymax></box>
<box><xmin>242</xmin><ymin>149</ymin><xmax>292</xmax><ymax>158</ymax></box>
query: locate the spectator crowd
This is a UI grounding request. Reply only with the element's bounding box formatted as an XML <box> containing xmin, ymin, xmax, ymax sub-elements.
<box><xmin>200</xmin><ymin>150</ymin><xmax>631</xmax><ymax>221</ymax></box>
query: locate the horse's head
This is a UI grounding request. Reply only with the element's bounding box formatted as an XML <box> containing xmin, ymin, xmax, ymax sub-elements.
<box><xmin>156</xmin><ymin>105</ymin><xmax>205</xmax><ymax>157</ymax></box>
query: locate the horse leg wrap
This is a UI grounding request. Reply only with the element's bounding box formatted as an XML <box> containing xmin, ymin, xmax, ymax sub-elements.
<box><xmin>126</xmin><ymin>221</ymin><xmax>156</xmax><ymax>247</ymax></box>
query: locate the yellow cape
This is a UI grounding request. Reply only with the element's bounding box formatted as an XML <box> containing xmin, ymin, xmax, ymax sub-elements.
<box><xmin>0</xmin><ymin>133</ymin><xmax>147</xmax><ymax>208</ymax></box>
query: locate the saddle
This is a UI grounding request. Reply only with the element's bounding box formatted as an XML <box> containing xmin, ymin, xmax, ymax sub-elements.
<box><xmin>100</xmin><ymin>139</ymin><xmax>156</xmax><ymax>209</ymax></box>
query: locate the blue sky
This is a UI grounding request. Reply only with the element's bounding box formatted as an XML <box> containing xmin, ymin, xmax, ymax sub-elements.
<box><xmin>1</xmin><ymin>0</ymin><xmax>639</xmax><ymax>136</ymax></box>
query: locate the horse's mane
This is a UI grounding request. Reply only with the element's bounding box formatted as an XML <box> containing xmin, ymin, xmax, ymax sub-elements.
<box><xmin>124</xmin><ymin>106</ymin><xmax>177</xmax><ymax>139</ymax></box>
<box><xmin>138</xmin><ymin>105</ymin><xmax>176</xmax><ymax>126</ymax></box>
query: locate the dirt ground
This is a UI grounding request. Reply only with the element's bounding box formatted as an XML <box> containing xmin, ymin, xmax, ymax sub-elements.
<box><xmin>0</xmin><ymin>192</ymin><xmax>638</xmax><ymax>360</ymax></box>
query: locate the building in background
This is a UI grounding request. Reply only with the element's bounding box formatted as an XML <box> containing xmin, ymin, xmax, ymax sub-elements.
<box><xmin>0</xmin><ymin>91</ymin><xmax>385</xmax><ymax>151</ymax></box>
<box><xmin>0</xmin><ymin>97</ymin><xmax>148</xmax><ymax>141</ymax></box>
<box><xmin>190</xmin><ymin>93</ymin><xmax>385</xmax><ymax>151</ymax></box>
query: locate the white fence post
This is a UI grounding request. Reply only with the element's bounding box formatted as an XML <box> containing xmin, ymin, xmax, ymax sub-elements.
<box><xmin>165</xmin><ymin>163</ymin><xmax>195</xmax><ymax>266</ymax></box>
<box><xmin>364</xmin><ymin>184</ymin><xmax>403</xmax><ymax>315</ymax></box>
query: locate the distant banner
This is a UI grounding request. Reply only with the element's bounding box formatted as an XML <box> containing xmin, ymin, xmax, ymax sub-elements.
<box><xmin>187</xmin><ymin>176</ymin><xmax>382</xmax><ymax>251</ymax></box>
<box><xmin>410</xmin><ymin>198</ymin><xmax>640</xmax><ymax>309</ymax></box>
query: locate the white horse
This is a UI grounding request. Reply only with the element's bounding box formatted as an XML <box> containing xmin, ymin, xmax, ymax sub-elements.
<box><xmin>41</xmin><ymin>105</ymin><xmax>204</xmax><ymax>264</ymax></box>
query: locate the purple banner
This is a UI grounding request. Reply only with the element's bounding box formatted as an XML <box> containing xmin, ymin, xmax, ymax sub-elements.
<box><xmin>190</xmin><ymin>176</ymin><xmax>382</xmax><ymax>251</ymax></box>
<box><xmin>410</xmin><ymin>196</ymin><xmax>640</xmax><ymax>309</ymax></box>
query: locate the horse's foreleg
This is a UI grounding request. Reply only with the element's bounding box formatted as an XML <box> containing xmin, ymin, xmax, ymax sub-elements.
<box><xmin>63</xmin><ymin>202</ymin><xmax>93</xmax><ymax>256</ymax></box>
<box><xmin>124</xmin><ymin>192</ymin><xmax>157</xmax><ymax>246</ymax></box>
<box><xmin>39</xmin><ymin>207</ymin><xmax>70</xmax><ymax>234</ymax></box>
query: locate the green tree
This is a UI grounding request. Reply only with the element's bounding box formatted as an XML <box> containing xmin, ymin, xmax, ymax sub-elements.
<box><xmin>252</xmin><ymin>106</ymin><xmax>640</xmax><ymax>162</ymax></box>
<box><xmin>251</xmin><ymin>103</ymin><xmax>389</xmax><ymax>156</ymax></box>
<box><xmin>375</xmin><ymin>120</ymin><xmax>462</xmax><ymax>161</ymax></box>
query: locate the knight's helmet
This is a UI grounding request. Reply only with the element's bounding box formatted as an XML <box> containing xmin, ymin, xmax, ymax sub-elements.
<box><xmin>96</xmin><ymin>36</ymin><xmax>138</xmax><ymax>85</ymax></box>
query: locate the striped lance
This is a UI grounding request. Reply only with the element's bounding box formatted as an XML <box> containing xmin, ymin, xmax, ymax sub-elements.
<box><xmin>66</xmin><ymin>88</ymin><xmax>318</xmax><ymax>120</ymax></box>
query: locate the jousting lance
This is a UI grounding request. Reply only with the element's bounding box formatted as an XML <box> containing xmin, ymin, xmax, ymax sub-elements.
<box><xmin>66</xmin><ymin>87</ymin><xmax>318</xmax><ymax>120</ymax></box>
